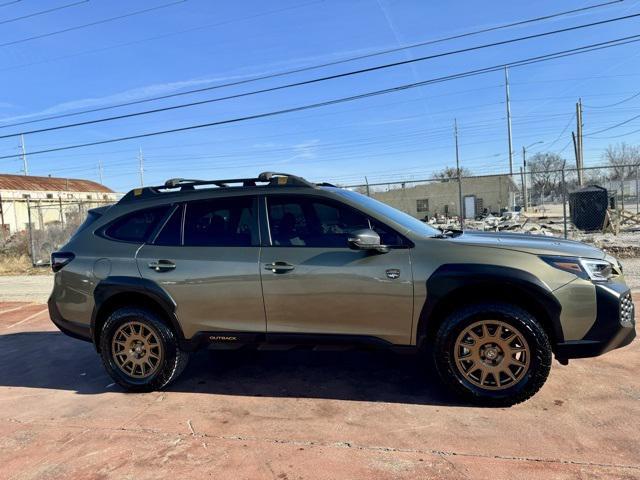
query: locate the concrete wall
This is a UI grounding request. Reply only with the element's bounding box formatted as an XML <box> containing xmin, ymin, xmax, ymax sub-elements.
<box><xmin>371</xmin><ymin>175</ymin><xmax>517</xmax><ymax>219</ymax></box>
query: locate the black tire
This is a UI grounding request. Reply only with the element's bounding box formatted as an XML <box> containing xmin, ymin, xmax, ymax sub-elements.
<box><xmin>433</xmin><ymin>302</ymin><xmax>552</xmax><ymax>407</ymax></box>
<box><xmin>99</xmin><ymin>307</ymin><xmax>189</xmax><ymax>392</ymax></box>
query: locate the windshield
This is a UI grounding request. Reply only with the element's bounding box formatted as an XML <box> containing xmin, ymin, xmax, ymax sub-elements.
<box><xmin>333</xmin><ymin>189</ymin><xmax>441</xmax><ymax>237</ymax></box>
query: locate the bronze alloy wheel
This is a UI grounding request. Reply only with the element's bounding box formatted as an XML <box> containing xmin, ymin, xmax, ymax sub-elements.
<box><xmin>111</xmin><ymin>321</ymin><xmax>163</xmax><ymax>379</ymax></box>
<box><xmin>453</xmin><ymin>320</ymin><xmax>531</xmax><ymax>391</ymax></box>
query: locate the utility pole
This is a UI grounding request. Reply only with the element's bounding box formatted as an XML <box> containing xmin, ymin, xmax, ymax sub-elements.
<box><xmin>520</xmin><ymin>166</ymin><xmax>527</xmax><ymax>212</ymax></box>
<box><xmin>454</xmin><ymin>118</ymin><xmax>464</xmax><ymax>228</ymax></box>
<box><xmin>98</xmin><ymin>159</ymin><xmax>104</xmax><ymax>185</ymax></box>
<box><xmin>522</xmin><ymin>146</ymin><xmax>528</xmax><ymax>211</ymax></box>
<box><xmin>505</xmin><ymin>66</ymin><xmax>514</xmax><ymax>176</ymax></box>
<box><xmin>575</xmin><ymin>99</ymin><xmax>584</xmax><ymax>186</ymax></box>
<box><xmin>364</xmin><ymin>176</ymin><xmax>370</xmax><ymax>197</ymax></box>
<box><xmin>138</xmin><ymin>147</ymin><xmax>144</xmax><ymax>187</ymax></box>
<box><xmin>20</xmin><ymin>134</ymin><xmax>28</xmax><ymax>176</ymax></box>
<box><xmin>572</xmin><ymin>131</ymin><xmax>579</xmax><ymax>177</ymax></box>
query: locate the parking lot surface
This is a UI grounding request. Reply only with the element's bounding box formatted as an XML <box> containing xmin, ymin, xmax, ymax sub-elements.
<box><xmin>0</xmin><ymin>299</ymin><xmax>639</xmax><ymax>480</ymax></box>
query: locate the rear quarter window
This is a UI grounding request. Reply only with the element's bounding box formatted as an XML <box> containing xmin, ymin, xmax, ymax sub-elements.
<box><xmin>104</xmin><ymin>206</ymin><xmax>170</xmax><ymax>243</ymax></box>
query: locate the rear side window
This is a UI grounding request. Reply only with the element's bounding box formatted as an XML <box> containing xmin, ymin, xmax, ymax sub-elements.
<box><xmin>105</xmin><ymin>206</ymin><xmax>169</xmax><ymax>243</ymax></box>
<box><xmin>68</xmin><ymin>209</ymin><xmax>103</xmax><ymax>242</ymax></box>
<box><xmin>184</xmin><ymin>196</ymin><xmax>258</xmax><ymax>247</ymax></box>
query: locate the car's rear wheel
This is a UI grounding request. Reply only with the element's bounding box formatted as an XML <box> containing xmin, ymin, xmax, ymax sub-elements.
<box><xmin>99</xmin><ymin>307</ymin><xmax>189</xmax><ymax>392</ymax></box>
<box><xmin>433</xmin><ymin>303</ymin><xmax>552</xmax><ymax>407</ymax></box>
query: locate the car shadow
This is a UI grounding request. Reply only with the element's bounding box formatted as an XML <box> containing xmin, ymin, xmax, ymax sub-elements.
<box><xmin>0</xmin><ymin>331</ymin><xmax>465</xmax><ymax>406</ymax></box>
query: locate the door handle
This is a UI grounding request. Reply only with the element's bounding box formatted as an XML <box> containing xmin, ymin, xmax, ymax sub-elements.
<box><xmin>148</xmin><ymin>260</ymin><xmax>176</xmax><ymax>272</ymax></box>
<box><xmin>264</xmin><ymin>262</ymin><xmax>295</xmax><ymax>273</ymax></box>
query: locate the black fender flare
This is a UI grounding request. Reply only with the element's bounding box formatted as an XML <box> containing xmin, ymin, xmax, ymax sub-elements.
<box><xmin>91</xmin><ymin>276</ymin><xmax>186</xmax><ymax>349</ymax></box>
<box><xmin>418</xmin><ymin>264</ymin><xmax>564</xmax><ymax>345</ymax></box>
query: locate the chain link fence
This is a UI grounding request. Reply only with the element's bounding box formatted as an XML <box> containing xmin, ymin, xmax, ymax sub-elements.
<box><xmin>1</xmin><ymin>164</ymin><xmax>638</xmax><ymax>267</ymax></box>
<box><xmin>343</xmin><ymin>163</ymin><xmax>640</xmax><ymax>253</ymax></box>
<box><xmin>0</xmin><ymin>198</ymin><xmax>113</xmax><ymax>266</ymax></box>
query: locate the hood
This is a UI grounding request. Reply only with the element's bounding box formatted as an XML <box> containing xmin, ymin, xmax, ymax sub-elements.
<box><xmin>449</xmin><ymin>231</ymin><xmax>606</xmax><ymax>259</ymax></box>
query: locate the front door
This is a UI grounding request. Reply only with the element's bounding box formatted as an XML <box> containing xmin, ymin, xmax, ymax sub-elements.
<box><xmin>136</xmin><ymin>195</ymin><xmax>265</xmax><ymax>339</ymax></box>
<box><xmin>260</xmin><ymin>195</ymin><xmax>413</xmax><ymax>345</ymax></box>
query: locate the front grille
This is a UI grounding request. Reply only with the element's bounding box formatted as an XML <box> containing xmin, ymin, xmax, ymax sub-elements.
<box><xmin>620</xmin><ymin>292</ymin><xmax>635</xmax><ymax>327</ymax></box>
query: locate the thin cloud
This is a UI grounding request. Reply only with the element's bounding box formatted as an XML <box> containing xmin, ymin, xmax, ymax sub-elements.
<box><xmin>0</xmin><ymin>45</ymin><xmax>389</xmax><ymax>125</ymax></box>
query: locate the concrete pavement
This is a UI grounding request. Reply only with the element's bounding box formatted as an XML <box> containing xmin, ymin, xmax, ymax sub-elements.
<box><xmin>0</xmin><ymin>299</ymin><xmax>639</xmax><ymax>479</ymax></box>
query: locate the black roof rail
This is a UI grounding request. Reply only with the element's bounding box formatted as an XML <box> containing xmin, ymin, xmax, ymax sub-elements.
<box><xmin>119</xmin><ymin>172</ymin><xmax>329</xmax><ymax>203</ymax></box>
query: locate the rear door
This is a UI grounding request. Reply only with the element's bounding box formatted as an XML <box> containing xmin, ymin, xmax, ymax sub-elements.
<box><xmin>136</xmin><ymin>195</ymin><xmax>265</xmax><ymax>339</ymax></box>
<box><xmin>259</xmin><ymin>194</ymin><xmax>414</xmax><ymax>345</ymax></box>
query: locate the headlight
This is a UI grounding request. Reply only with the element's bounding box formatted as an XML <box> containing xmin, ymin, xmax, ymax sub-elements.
<box><xmin>580</xmin><ymin>259</ymin><xmax>613</xmax><ymax>281</ymax></box>
<box><xmin>541</xmin><ymin>256</ymin><xmax>614</xmax><ymax>282</ymax></box>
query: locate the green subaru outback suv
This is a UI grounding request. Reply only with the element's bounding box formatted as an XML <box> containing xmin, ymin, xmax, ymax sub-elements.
<box><xmin>48</xmin><ymin>172</ymin><xmax>635</xmax><ymax>406</ymax></box>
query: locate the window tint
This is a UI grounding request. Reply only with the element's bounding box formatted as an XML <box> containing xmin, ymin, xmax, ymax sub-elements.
<box><xmin>333</xmin><ymin>189</ymin><xmax>440</xmax><ymax>237</ymax></box>
<box><xmin>153</xmin><ymin>205</ymin><xmax>183</xmax><ymax>246</ymax></box>
<box><xmin>105</xmin><ymin>206</ymin><xmax>169</xmax><ymax>243</ymax></box>
<box><xmin>369</xmin><ymin>218</ymin><xmax>406</xmax><ymax>246</ymax></box>
<box><xmin>267</xmin><ymin>196</ymin><xmax>405</xmax><ymax>248</ymax></box>
<box><xmin>184</xmin><ymin>196</ymin><xmax>258</xmax><ymax>247</ymax></box>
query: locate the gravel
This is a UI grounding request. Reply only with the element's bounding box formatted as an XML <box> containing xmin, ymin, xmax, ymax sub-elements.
<box><xmin>620</xmin><ymin>258</ymin><xmax>640</xmax><ymax>290</ymax></box>
<box><xmin>0</xmin><ymin>275</ymin><xmax>53</xmax><ymax>303</ymax></box>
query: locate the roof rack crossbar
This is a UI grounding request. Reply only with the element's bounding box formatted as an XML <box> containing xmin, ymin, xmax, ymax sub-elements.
<box><xmin>159</xmin><ymin>172</ymin><xmax>315</xmax><ymax>191</ymax></box>
<box><xmin>119</xmin><ymin>172</ymin><xmax>330</xmax><ymax>203</ymax></box>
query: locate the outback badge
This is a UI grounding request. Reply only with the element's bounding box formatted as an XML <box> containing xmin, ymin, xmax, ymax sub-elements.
<box><xmin>386</xmin><ymin>269</ymin><xmax>400</xmax><ymax>280</ymax></box>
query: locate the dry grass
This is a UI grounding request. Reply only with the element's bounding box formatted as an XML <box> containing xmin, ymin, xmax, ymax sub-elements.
<box><xmin>0</xmin><ymin>254</ymin><xmax>51</xmax><ymax>276</ymax></box>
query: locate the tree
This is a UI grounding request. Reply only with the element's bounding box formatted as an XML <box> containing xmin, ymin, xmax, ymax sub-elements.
<box><xmin>603</xmin><ymin>143</ymin><xmax>639</xmax><ymax>180</ymax></box>
<box><xmin>528</xmin><ymin>153</ymin><xmax>565</xmax><ymax>198</ymax></box>
<box><xmin>433</xmin><ymin>166</ymin><xmax>472</xmax><ymax>180</ymax></box>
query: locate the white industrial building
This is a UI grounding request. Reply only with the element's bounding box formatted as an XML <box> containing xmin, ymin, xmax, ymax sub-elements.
<box><xmin>0</xmin><ymin>174</ymin><xmax>118</xmax><ymax>236</ymax></box>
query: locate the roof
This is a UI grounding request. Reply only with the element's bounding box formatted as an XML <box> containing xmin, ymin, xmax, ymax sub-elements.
<box><xmin>0</xmin><ymin>174</ymin><xmax>113</xmax><ymax>193</ymax></box>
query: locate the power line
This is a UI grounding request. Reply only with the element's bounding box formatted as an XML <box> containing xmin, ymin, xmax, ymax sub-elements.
<box><xmin>585</xmin><ymin>112</ymin><xmax>640</xmax><ymax>136</ymax></box>
<box><xmin>2</xmin><ymin>33</ymin><xmax>640</xmax><ymax>162</ymax></box>
<box><xmin>1</xmin><ymin>89</ymin><xmax>506</xmax><ymax>155</ymax></box>
<box><xmin>586</xmin><ymin>125</ymin><xmax>640</xmax><ymax>139</ymax></box>
<box><xmin>0</xmin><ymin>0</ymin><xmax>626</xmax><ymax>130</ymax></box>
<box><xmin>0</xmin><ymin>0</ymin><xmax>323</xmax><ymax>75</ymax></box>
<box><xmin>0</xmin><ymin>0</ymin><xmax>186</xmax><ymax>48</ymax></box>
<box><xmin>583</xmin><ymin>90</ymin><xmax>640</xmax><ymax>108</ymax></box>
<box><xmin>544</xmin><ymin>113</ymin><xmax>576</xmax><ymax>149</ymax></box>
<box><xmin>0</xmin><ymin>0</ymin><xmax>88</xmax><ymax>25</ymax></box>
<box><xmin>3</xmin><ymin>13</ymin><xmax>640</xmax><ymax>140</ymax></box>
<box><xmin>0</xmin><ymin>0</ymin><xmax>21</xmax><ymax>7</ymax></box>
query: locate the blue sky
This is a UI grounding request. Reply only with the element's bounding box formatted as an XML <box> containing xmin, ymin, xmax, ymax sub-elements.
<box><xmin>1</xmin><ymin>0</ymin><xmax>640</xmax><ymax>192</ymax></box>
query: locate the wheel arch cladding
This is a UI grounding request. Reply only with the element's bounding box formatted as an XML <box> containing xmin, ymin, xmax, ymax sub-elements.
<box><xmin>418</xmin><ymin>264</ymin><xmax>564</xmax><ymax>347</ymax></box>
<box><xmin>92</xmin><ymin>276</ymin><xmax>185</xmax><ymax>351</ymax></box>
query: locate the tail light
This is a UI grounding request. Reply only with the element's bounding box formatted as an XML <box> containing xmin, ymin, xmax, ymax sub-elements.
<box><xmin>51</xmin><ymin>252</ymin><xmax>75</xmax><ymax>272</ymax></box>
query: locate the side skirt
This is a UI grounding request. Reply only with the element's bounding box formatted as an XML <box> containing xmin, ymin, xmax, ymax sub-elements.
<box><xmin>186</xmin><ymin>331</ymin><xmax>417</xmax><ymax>353</ymax></box>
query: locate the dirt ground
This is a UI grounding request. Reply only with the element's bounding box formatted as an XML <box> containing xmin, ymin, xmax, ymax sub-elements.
<box><xmin>0</xmin><ymin>298</ymin><xmax>638</xmax><ymax>480</ymax></box>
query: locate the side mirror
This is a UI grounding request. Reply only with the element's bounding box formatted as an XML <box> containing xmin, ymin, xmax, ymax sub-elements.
<box><xmin>348</xmin><ymin>228</ymin><xmax>389</xmax><ymax>253</ymax></box>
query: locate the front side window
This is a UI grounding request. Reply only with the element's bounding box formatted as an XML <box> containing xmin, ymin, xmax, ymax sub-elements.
<box><xmin>267</xmin><ymin>196</ymin><xmax>405</xmax><ymax>248</ymax></box>
<box><xmin>153</xmin><ymin>205</ymin><xmax>183</xmax><ymax>246</ymax></box>
<box><xmin>183</xmin><ymin>196</ymin><xmax>258</xmax><ymax>247</ymax></box>
<box><xmin>105</xmin><ymin>206</ymin><xmax>170</xmax><ymax>243</ymax></box>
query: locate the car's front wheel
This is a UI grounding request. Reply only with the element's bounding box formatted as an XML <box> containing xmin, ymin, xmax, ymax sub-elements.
<box><xmin>433</xmin><ymin>303</ymin><xmax>552</xmax><ymax>407</ymax></box>
<box><xmin>99</xmin><ymin>307</ymin><xmax>189</xmax><ymax>392</ymax></box>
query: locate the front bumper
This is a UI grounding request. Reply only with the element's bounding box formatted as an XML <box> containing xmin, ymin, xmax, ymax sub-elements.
<box><xmin>48</xmin><ymin>295</ymin><xmax>92</xmax><ymax>343</ymax></box>
<box><xmin>555</xmin><ymin>282</ymin><xmax>635</xmax><ymax>359</ymax></box>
